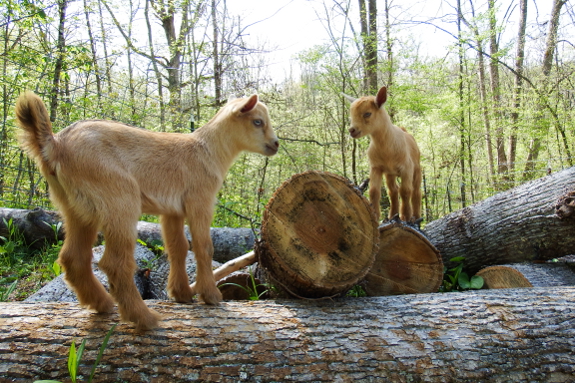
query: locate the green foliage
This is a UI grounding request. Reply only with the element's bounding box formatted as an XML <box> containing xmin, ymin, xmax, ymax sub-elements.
<box><xmin>218</xmin><ymin>270</ymin><xmax>271</xmax><ymax>301</ymax></box>
<box><xmin>34</xmin><ymin>323</ymin><xmax>117</xmax><ymax>383</ymax></box>
<box><xmin>440</xmin><ymin>256</ymin><xmax>484</xmax><ymax>292</ymax></box>
<box><xmin>346</xmin><ymin>285</ymin><xmax>367</xmax><ymax>298</ymax></box>
<box><xmin>0</xmin><ymin>218</ymin><xmax>63</xmax><ymax>300</ymax></box>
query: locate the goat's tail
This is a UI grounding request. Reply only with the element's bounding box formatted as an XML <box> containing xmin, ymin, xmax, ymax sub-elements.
<box><xmin>15</xmin><ymin>91</ymin><xmax>55</xmax><ymax>166</ymax></box>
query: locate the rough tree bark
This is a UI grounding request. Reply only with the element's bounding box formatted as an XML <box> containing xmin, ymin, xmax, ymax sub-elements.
<box><xmin>424</xmin><ymin>166</ymin><xmax>575</xmax><ymax>273</ymax></box>
<box><xmin>1</xmin><ymin>287</ymin><xmax>574</xmax><ymax>382</ymax></box>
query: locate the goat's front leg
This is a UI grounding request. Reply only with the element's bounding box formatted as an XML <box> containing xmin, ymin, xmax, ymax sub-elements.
<box><xmin>187</xmin><ymin>206</ymin><xmax>222</xmax><ymax>305</ymax></box>
<box><xmin>385</xmin><ymin>173</ymin><xmax>400</xmax><ymax>220</ymax></box>
<box><xmin>369</xmin><ymin>167</ymin><xmax>384</xmax><ymax>221</ymax></box>
<box><xmin>398</xmin><ymin>173</ymin><xmax>414</xmax><ymax>222</ymax></box>
<box><xmin>161</xmin><ymin>214</ymin><xmax>194</xmax><ymax>303</ymax></box>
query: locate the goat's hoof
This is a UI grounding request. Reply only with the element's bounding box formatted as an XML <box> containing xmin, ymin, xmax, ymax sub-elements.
<box><xmin>200</xmin><ymin>288</ymin><xmax>223</xmax><ymax>305</ymax></box>
<box><xmin>134</xmin><ymin>309</ymin><xmax>161</xmax><ymax>332</ymax></box>
<box><xmin>170</xmin><ymin>286</ymin><xmax>196</xmax><ymax>303</ymax></box>
<box><xmin>83</xmin><ymin>296</ymin><xmax>115</xmax><ymax>314</ymax></box>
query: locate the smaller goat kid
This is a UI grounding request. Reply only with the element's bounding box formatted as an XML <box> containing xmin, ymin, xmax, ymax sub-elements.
<box><xmin>345</xmin><ymin>86</ymin><xmax>422</xmax><ymax>223</ymax></box>
<box><xmin>15</xmin><ymin>91</ymin><xmax>279</xmax><ymax>331</ymax></box>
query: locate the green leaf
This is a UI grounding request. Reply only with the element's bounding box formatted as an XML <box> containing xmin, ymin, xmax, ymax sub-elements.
<box><xmin>89</xmin><ymin>323</ymin><xmax>117</xmax><ymax>382</ymax></box>
<box><xmin>449</xmin><ymin>256</ymin><xmax>466</xmax><ymax>263</ymax></box>
<box><xmin>68</xmin><ymin>342</ymin><xmax>77</xmax><ymax>383</ymax></box>
<box><xmin>52</xmin><ymin>260</ymin><xmax>61</xmax><ymax>276</ymax></box>
<box><xmin>458</xmin><ymin>272</ymin><xmax>471</xmax><ymax>289</ymax></box>
<box><xmin>469</xmin><ymin>275</ymin><xmax>484</xmax><ymax>290</ymax></box>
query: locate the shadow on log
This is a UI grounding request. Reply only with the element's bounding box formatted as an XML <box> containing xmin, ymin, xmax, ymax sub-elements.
<box><xmin>1</xmin><ymin>287</ymin><xmax>574</xmax><ymax>382</ymax></box>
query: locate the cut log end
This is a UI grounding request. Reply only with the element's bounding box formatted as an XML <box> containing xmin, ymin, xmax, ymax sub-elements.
<box><xmin>555</xmin><ymin>190</ymin><xmax>575</xmax><ymax>219</ymax></box>
<box><xmin>257</xmin><ymin>171</ymin><xmax>379</xmax><ymax>298</ymax></box>
<box><xmin>476</xmin><ymin>266</ymin><xmax>533</xmax><ymax>289</ymax></box>
<box><xmin>363</xmin><ymin>220</ymin><xmax>444</xmax><ymax>296</ymax></box>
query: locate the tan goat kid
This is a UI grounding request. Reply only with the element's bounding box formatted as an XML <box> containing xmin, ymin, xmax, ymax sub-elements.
<box><xmin>15</xmin><ymin>92</ymin><xmax>279</xmax><ymax>331</ymax></box>
<box><xmin>346</xmin><ymin>86</ymin><xmax>422</xmax><ymax>223</ymax></box>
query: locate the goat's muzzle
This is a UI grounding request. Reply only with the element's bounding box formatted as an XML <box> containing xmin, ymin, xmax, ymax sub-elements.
<box><xmin>349</xmin><ymin>127</ymin><xmax>361</xmax><ymax>139</ymax></box>
<box><xmin>265</xmin><ymin>139</ymin><xmax>280</xmax><ymax>156</ymax></box>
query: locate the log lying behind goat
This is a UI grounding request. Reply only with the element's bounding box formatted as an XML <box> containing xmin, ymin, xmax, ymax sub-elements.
<box><xmin>424</xmin><ymin>166</ymin><xmax>575</xmax><ymax>273</ymax></box>
<box><xmin>1</xmin><ymin>287</ymin><xmax>574</xmax><ymax>382</ymax></box>
<box><xmin>0</xmin><ymin>208</ymin><xmax>256</xmax><ymax>264</ymax></box>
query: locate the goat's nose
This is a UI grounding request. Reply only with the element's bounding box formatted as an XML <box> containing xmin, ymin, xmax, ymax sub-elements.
<box><xmin>349</xmin><ymin>127</ymin><xmax>356</xmax><ymax>134</ymax></box>
<box><xmin>273</xmin><ymin>139</ymin><xmax>279</xmax><ymax>148</ymax></box>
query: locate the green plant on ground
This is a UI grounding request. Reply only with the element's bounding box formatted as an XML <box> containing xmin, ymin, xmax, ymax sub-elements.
<box><xmin>0</xmin><ymin>218</ymin><xmax>64</xmax><ymax>300</ymax></box>
<box><xmin>218</xmin><ymin>269</ymin><xmax>271</xmax><ymax>300</ymax></box>
<box><xmin>346</xmin><ymin>285</ymin><xmax>367</xmax><ymax>297</ymax></box>
<box><xmin>34</xmin><ymin>323</ymin><xmax>117</xmax><ymax>383</ymax></box>
<box><xmin>440</xmin><ymin>256</ymin><xmax>484</xmax><ymax>292</ymax></box>
<box><xmin>136</xmin><ymin>238</ymin><xmax>164</xmax><ymax>270</ymax></box>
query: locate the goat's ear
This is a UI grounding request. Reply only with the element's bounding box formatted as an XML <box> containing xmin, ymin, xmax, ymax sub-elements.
<box><xmin>375</xmin><ymin>86</ymin><xmax>387</xmax><ymax>108</ymax></box>
<box><xmin>240</xmin><ymin>94</ymin><xmax>259</xmax><ymax>113</ymax></box>
<box><xmin>341</xmin><ymin>93</ymin><xmax>356</xmax><ymax>103</ymax></box>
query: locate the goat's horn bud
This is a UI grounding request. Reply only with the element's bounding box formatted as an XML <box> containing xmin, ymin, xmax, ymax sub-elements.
<box><xmin>341</xmin><ymin>93</ymin><xmax>357</xmax><ymax>103</ymax></box>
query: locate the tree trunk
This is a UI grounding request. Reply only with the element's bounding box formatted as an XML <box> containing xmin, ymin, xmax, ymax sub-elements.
<box><xmin>424</xmin><ymin>166</ymin><xmax>575</xmax><ymax>274</ymax></box>
<box><xmin>2</xmin><ymin>287</ymin><xmax>575</xmax><ymax>382</ymax></box>
<box><xmin>257</xmin><ymin>171</ymin><xmax>378</xmax><ymax>298</ymax></box>
<box><xmin>48</xmin><ymin>0</ymin><xmax>68</xmax><ymax>123</ymax></box>
<box><xmin>488</xmin><ymin>0</ymin><xmax>507</xmax><ymax>178</ymax></box>
<box><xmin>363</xmin><ymin>219</ymin><xmax>443</xmax><ymax>296</ymax></box>
<box><xmin>523</xmin><ymin>0</ymin><xmax>566</xmax><ymax>179</ymax></box>
<box><xmin>508</xmin><ymin>0</ymin><xmax>527</xmax><ymax>176</ymax></box>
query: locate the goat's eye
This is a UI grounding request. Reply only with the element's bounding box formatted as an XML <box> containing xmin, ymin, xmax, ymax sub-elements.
<box><xmin>363</xmin><ymin>112</ymin><xmax>371</xmax><ymax>119</ymax></box>
<box><xmin>253</xmin><ymin>119</ymin><xmax>263</xmax><ymax>127</ymax></box>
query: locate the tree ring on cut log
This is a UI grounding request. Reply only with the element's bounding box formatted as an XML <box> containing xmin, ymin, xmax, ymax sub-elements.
<box><xmin>258</xmin><ymin>171</ymin><xmax>379</xmax><ymax>298</ymax></box>
<box><xmin>363</xmin><ymin>220</ymin><xmax>444</xmax><ymax>296</ymax></box>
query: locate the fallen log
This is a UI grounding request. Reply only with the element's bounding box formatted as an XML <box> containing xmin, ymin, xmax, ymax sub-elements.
<box><xmin>424</xmin><ymin>166</ymin><xmax>575</xmax><ymax>273</ymax></box>
<box><xmin>1</xmin><ymin>287</ymin><xmax>574</xmax><ymax>382</ymax></box>
<box><xmin>0</xmin><ymin>208</ymin><xmax>255</xmax><ymax>263</ymax></box>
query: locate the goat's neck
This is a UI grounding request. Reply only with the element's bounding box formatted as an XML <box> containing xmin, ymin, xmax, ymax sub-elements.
<box><xmin>370</xmin><ymin>113</ymin><xmax>395</xmax><ymax>143</ymax></box>
<box><xmin>193</xmin><ymin>124</ymin><xmax>240</xmax><ymax>176</ymax></box>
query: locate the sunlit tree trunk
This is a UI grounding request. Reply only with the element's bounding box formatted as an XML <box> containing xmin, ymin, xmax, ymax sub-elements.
<box><xmin>49</xmin><ymin>0</ymin><xmax>68</xmax><ymax>123</ymax></box>
<box><xmin>358</xmin><ymin>0</ymin><xmax>377</xmax><ymax>95</ymax></box>
<box><xmin>508</xmin><ymin>0</ymin><xmax>527</xmax><ymax>178</ymax></box>
<box><xmin>456</xmin><ymin>0</ymin><xmax>467</xmax><ymax>208</ymax></box>
<box><xmin>144</xmin><ymin>0</ymin><xmax>166</xmax><ymax>131</ymax></box>
<box><xmin>83</xmin><ymin>0</ymin><xmax>102</xmax><ymax>104</ymax></box>
<box><xmin>212</xmin><ymin>0</ymin><xmax>223</xmax><ymax>107</ymax></box>
<box><xmin>488</xmin><ymin>0</ymin><xmax>507</xmax><ymax>181</ymax></box>
<box><xmin>523</xmin><ymin>0</ymin><xmax>566</xmax><ymax>179</ymax></box>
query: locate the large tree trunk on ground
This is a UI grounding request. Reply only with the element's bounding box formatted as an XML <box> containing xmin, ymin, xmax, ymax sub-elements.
<box><xmin>424</xmin><ymin>166</ymin><xmax>575</xmax><ymax>273</ymax></box>
<box><xmin>2</xmin><ymin>287</ymin><xmax>575</xmax><ymax>382</ymax></box>
<box><xmin>257</xmin><ymin>171</ymin><xmax>378</xmax><ymax>298</ymax></box>
<box><xmin>0</xmin><ymin>208</ymin><xmax>254</xmax><ymax>263</ymax></box>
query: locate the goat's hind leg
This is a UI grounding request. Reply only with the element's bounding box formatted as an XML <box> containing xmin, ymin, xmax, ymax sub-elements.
<box><xmin>161</xmin><ymin>214</ymin><xmax>195</xmax><ymax>303</ymax></box>
<box><xmin>58</xmin><ymin>215</ymin><xmax>114</xmax><ymax>313</ymax></box>
<box><xmin>98</xmin><ymin>219</ymin><xmax>160</xmax><ymax>331</ymax></box>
